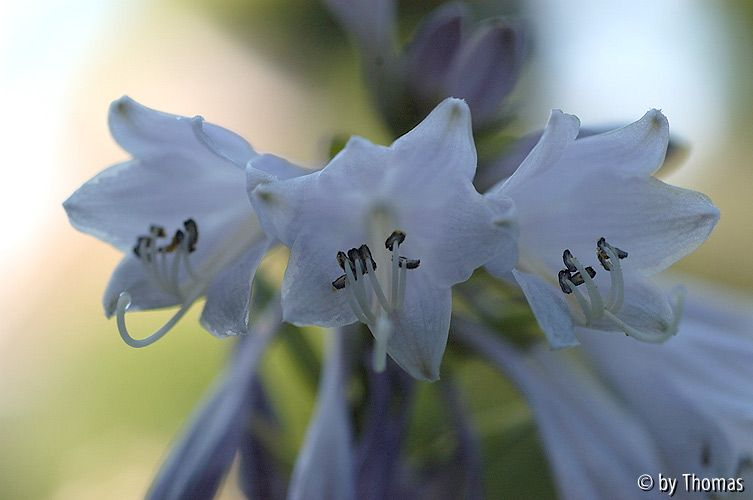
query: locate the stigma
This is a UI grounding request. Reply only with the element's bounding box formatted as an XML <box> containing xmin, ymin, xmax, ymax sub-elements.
<box><xmin>331</xmin><ymin>230</ymin><xmax>421</xmax><ymax>371</ymax></box>
<box><xmin>116</xmin><ymin>219</ymin><xmax>202</xmax><ymax>348</ymax></box>
<box><xmin>557</xmin><ymin>237</ymin><xmax>680</xmax><ymax>342</ymax></box>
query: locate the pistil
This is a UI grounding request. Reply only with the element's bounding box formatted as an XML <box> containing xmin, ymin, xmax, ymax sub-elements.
<box><xmin>116</xmin><ymin>219</ymin><xmax>203</xmax><ymax>347</ymax></box>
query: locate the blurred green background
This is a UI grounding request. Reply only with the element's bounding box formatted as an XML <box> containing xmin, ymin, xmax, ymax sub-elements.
<box><xmin>1</xmin><ymin>0</ymin><xmax>752</xmax><ymax>498</ymax></box>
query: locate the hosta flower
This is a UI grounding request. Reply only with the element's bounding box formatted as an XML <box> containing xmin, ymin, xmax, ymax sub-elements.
<box><xmin>404</xmin><ymin>3</ymin><xmax>527</xmax><ymax>128</ymax></box>
<box><xmin>324</xmin><ymin>0</ymin><xmax>526</xmax><ymax>134</ymax></box>
<box><xmin>455</xmin><ymin>288</ymin><xmax>753</xmax><ymax>500</ymax></box>
<box><xmin>485</xmin><ymin>109</ymin><xmax>719</xmax><ymax>347</ymax></box>
<box><xmin>63</xmin><ymin>97</ymin><xmax>303</xmax><ymax>345</ymax></box>
<box><xmin>248</xmin><ymin>98</ymin><xmax>517</xmax><ymax>380</ymax></box>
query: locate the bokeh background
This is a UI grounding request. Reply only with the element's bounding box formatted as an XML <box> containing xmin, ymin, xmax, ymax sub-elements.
<box><xmin>1</xmin><ymin>0</ymin><xmax>752</xmax><ymax>498</ymax></box>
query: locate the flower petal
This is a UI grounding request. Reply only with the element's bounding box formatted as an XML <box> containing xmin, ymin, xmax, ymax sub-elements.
<box><xmin>64</xmin><ymin>154</ymin><xmax>249</xmax><ymax>255</ymax></box>
<box><xmin>580</xmin><ymin>328</ymin><xmax>739</xmax><ymax>480</ymax></box>
<box><xmin>509</xmin><ymin>269</ymin><xmax>579</xmax><ymax>348</ymax></box>
<box><xmin>518</xmin><ymin>174</ymin><xmax>718</xmax><ymax>277</ymax></box>
<box><xmin>564</xmin><ymin>109</ymin><xmax>670</xmax><ymax>178</ymax></box>
<box><xmin>108</xmin><ymin>96</ymin><xmax>255</xmax><ymax>166</ymax></box>
<box><xmin>387</xmin><ymin>274</ymin><xmax>452</xmax><ymax>381</ymax></box>
<box><xmin>248</xmin><ymin>153</ymin><xmax>311</xmax><ymax>182</ymax></box>
<box><xmin>409</xmin><ymin>183</ymin><xmax>518</xmax><ymax>287</ymax></box>
<box><xmin>237</xmin><ymin>382</ymin><xmax>287</xmax><ymax>500</ymax></box>
<box><xmin>280</xmin><ymin>227</ymin><xmax>358</xmax><ymax>328</ymax></box>
<box><xmin>288</xmin><ymin>329</ymin><xmax>355</xmax><ymax>500</ymax></box>
<box><xmin>585</xmin><ymin>278</ymin><xmax>679</xmax><ymax>342</ymax></box>
<box><xmin>390</xmin><ymin>97</ymin><xmax>477</xmax><ymax>183</ymax></box>
<box><xmin>475</xmin><ymin>123</ymin><xmax>663</xmax><ymax>192</ymax></box>
<box><xmin>498</xmin><ymin>109</ymin><xmax>717</xmax><ymax>276</ymax></box>
<box><xmin>453</xmin><ymin>320</ymin><xmax>663</xmax><ymax>500</ymax></box>
<box><xmin>494</xmin><ymin>109</ymin><xmax>580</xmax><ymax>194</ymax></box>
<box><xmin>586</xmin><ymin>291</ymin><xmax>753</xmax><ymax>461</ymax></box>
<box><xmin>355</xmin><ymin>363</ymin><xmax>413</xmax><ymax>498</ymax></box>
<box><xmin>200</xmin><ymin>239</ymin><xmax>274</xmax><ymax>337</ymax></box>
<box><xmin>251</xmin><ymin>101</ymin><xmax>480</xmax><ymax>273</ymax></box>
<box><xmin>249</xmin><ymin>141</ymin><xmax>386</xmax><ymax>248</ymax></box>
<box><xmin>523</xmin><ymin>349</ymin><xmax>666</xmax><ymax>500</ymax></box>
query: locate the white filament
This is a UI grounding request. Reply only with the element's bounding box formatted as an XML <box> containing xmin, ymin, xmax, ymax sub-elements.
<box><xmin>603</xmin><ymin>245</ymin><xmax>624</xmax><ymax>312</ymax></box>
<box><xmin>365</xmin><ymin>255</ymin><xmax>391</xmax><ymax>313</ymax></box>
<box><xmin>568</xmin><ymin>254</ymin><xmax>604</xmax><ymax>320</ymax></box>
<box><xmin>569</xmin><ymin>282</ymin><xmax>594</xmax><ymax>324</ymax></box>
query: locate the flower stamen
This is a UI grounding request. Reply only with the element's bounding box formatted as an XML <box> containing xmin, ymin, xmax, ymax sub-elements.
<box><xmin>563</xmin><ymin>249</ymin><xmax>604</xmax><ymax>319</ymax></box>
<box><xmin>331</xmin><ymin>229</ymin><xmax>421</xmax><ymax>371</ymax></box>
<box><xmin>362</xmin><ymin>245</ymin><xmax>391</xmax><ymax>313</ymax></box>
<box><xmin>597</xmin><ymin>237</ymin><xmax>627</xmax><ymax>312</ymax></box>
<box><xmin>557</xmin><ymin>237</ymin><xmax>680</xmax><ymax>342</ymax></box>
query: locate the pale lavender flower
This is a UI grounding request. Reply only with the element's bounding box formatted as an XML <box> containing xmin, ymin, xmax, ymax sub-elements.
<box><xmin>405</xmin><ymin>3</ymin><xmax>527</xmax><ymax>127</ymax></box>
<box><xmin>485</xmin><ymin>109</ymin><xmax>719</xmax><ymax>347</ymax></box>
<box><xmin>325</xmin><ymin>0</ymin><xmax>526</xmax><ymax>132</ymax></box>
<box><xmin>64</xmin><ymin>97</ymin><xmax>304</xmax><ymax>344</ymax></box>
<box><xmin>248</xmin><ymin>98</ymin><xmax>517</xmax><ymax>380</ymax></box>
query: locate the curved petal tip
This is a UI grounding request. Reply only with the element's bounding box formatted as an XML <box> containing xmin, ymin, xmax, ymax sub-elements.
<box><xmin>644</xmin><ymin>108</ymin><xmax>668</xmax><ymax>131</ymax></box>
<box><xmin>549</xmin><ymin>108</ymin><xmax>581</xmax><ymax>131</ymax></box>
<box><xmin>437</xmin><ymin>97</ymin><xmax>471</xmax><ymax>124</ymax></box>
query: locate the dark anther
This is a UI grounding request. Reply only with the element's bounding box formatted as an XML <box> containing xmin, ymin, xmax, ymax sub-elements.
<box><xmin>183</xmin><ymin>219</ymin><xmax>198</xmax><ymax>253</ymax></box>
<box><xmin>332</xmin><ymin>275</ymin><xmax>347</xmax><ymax>290</ymax></box>
<box><xmin>399</xmin><ymin>257</ymin><xmax>421</xmax><ymax>269</ymax></box>
<box><xmin>597</xmin><ymin>251</ymin><xmax>610</xmax><ymax>270</ymax></box>
<box><xmin>333</xmin><ymin>233</ymin><xmax>420</xmax><ymax>292</ymax></box>
<box><xmin>347</xmin><ymin>248</ymin><xmax>362</xmax><ymax>274</ymax></box>
<box><xmin>134</xmin><ymin>220</ymin><xmax>199</xmax><ymax>261</ymax></box>
<box><xmin>385</xmin><ymin>230</ymin><xmax>406</xmax><ymax>251</ymax></box>
<box><xmin>161</xmin><ymin>230</ymin><xmax>185</xmax><ymax>253</ymax></box>
<box><xmin>358</xmin><ymin>244</ymin><xmax>377</xmax><ymax>271</ymax></box>
<box><xmin>596</xmin><ymin>237</ymin><xmax>628</xmax><ymax>270</ymax></box>
<box><xmin>558</xmin><ymin>265</ymin><xmax>595</xmax><ymax>294</ymax></box>
<box><xmin>558</xmin><ymin>269</ymin><xmax>573</xmax><ymax>294</ymax></box>
<box><xmin>336</xmin><ymin>251</ymin><xmax>350</xmax><ymax>272</ymax></box>
<box><xmin>569</xmin><ymin>266</ymin><xmax>596</xmax><ymax>286</ymax></box>
<box><xmin>562</xmin><ymin>249</ymin><xmax>578</xmax><ymax>272</ymax></box>
<box><xmin>149</xmin><ymin>225</ymin><xmax>166</xmax><ymax>238</ymax></box>
<box><xmin>133</xmin><ymin>236</ymin><xmax>152</xmax><ymax>260</ymax></box>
